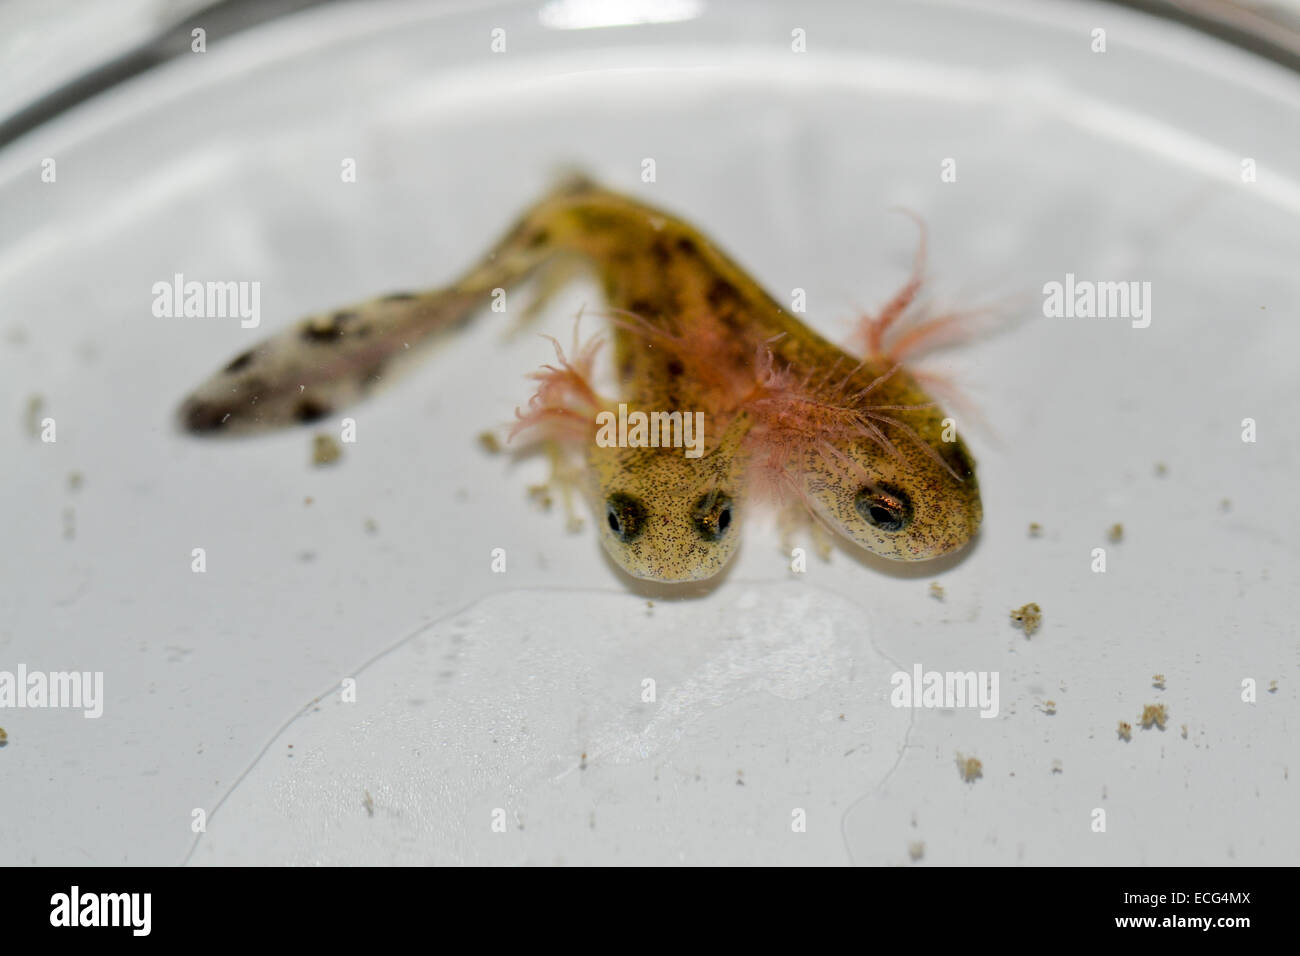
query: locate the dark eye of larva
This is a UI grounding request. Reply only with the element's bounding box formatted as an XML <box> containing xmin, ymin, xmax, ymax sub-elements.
<box><xmin>691</xmin><ymin>492</ymin><xmax>734</xmax><ymax>542</ymax></box>
<box><xmin>605</xmin><ymin>493</ymin><xmax>647</xmax><ymax>544</ymax></box>
<box><xmin>855</xmin><ymin>485</ymin><xmax>913</xmax><ymax>533</ymax></box>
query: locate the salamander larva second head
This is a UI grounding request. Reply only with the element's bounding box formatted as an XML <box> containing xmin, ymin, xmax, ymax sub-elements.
<box><xmin>585</xmin><ymin>439</ymin><xmax>745</xmax><ymax>583</ymax></box>
<box><xmin>799</xmin><ymin>397</ymin><xmax>982</xmax><ymax>562</ymax></box>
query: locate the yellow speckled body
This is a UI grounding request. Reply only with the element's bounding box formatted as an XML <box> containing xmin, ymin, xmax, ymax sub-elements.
<box><xmin>179</xmin><ymin>176</ymin><xmax>982</xmax><ymax>582</ymax></box>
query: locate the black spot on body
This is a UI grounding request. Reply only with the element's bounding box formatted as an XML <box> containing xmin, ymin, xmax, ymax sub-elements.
<box><xmin>295</xmin><ymin>398</ymin><xmax>332</xmax><ymax>423</ymax></box>
<box><xmin>627</xmin><ymin>297</ymin><xmax>658</xmax><ymax>319</ymax></box>
<box><xmin>674</xmin><ymin>236</ymin><xmax>699</xmax><ymax>256</ymax></box>
<box><xmin>716</xmin><ymin>310</ymin><xmax>742</xmax><ymax>333</ymax></box>
<box><xmin>224</xmin><ymin>350</ymin><xmax>255</xmax><ymax>373</ymax></box>
<box><xmin>650</xmin><ymin>238</ymin><xmax>673</xmax><ymax>267</ymax></box>
<box><xmin>706</xmin><ymin>278</ymin><xmax>739</xmax><ymax>310</ymax></box>
<box><xmin>180</xmin><ymin>399</ymin><xmax>228</xmax><ymax>433</ymax></box>
<box><xmin>526</xmin><ymin>228</ymin><xmax>550</xmax><ymax>248</ymax></box>
<box><xmin>382</xmin><ymin>292</ymin><xmax>417</xmax><ymax>302</ymax></box>
<box><xmin>943</xmin><ymin>442</ymin><xmax>976</xmax><ymax>481</ymax></box>
<box><xmin>665</xmin><ymin>358</ymin><xmax>685</xmax><ymax>378</ymax></box>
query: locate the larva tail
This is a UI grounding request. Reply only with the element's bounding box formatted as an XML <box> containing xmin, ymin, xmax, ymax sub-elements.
<box><xmin>177</xmin><ymin>286</ymin><xmax>491</xmax><ymax>434</ymax></box>
<box><xmin>176</xmin><ymin>175</ymin><xmax>607</xmax><ymax>436</ymax></box>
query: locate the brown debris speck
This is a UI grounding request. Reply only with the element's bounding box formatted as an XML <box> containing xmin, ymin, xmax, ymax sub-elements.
<box><xmin>312</xmin><ymin>433</ymin><xmax>341</xmax><ymax>466</ymax></box>
<box><xmin>1010</xmin><ymin>602</ymin><xmax>1042</xmax><ymax>637</ymax></box>
<box><xmin>24</xmin><ymin>394</ymin><xmax>44</xmax><ymax>437</ymax></box>
<box><xmin>955</xmin><ymin>753</ymin><xmax>982</xmax><ymax>783</ymax></box>
<box><xmin>1117</xmin><ymin>721</ymin><xmax>1132</xmax><ymax>742</ymax></box>
<box><xmin>1139</xmin><ymin>703</ymin><xmax>1168</xmax><ymax>730</ymax></box>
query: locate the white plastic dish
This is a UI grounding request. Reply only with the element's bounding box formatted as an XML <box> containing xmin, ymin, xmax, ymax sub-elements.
<box><xmin>0</xmin><ymin>0</ymin><xmax>1296</xmax><ymax>865</ymax></box>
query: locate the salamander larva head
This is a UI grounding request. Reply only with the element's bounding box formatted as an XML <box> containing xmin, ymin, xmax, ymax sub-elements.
<box><xmin>803</xmin><ymin>432</ymin><xmax>982</xmax><ymax>561</ymax></box>
<box><xmin>587</xmin><ymin>443</ymin><xmax>744</xmax><ymax>583</ymax></box>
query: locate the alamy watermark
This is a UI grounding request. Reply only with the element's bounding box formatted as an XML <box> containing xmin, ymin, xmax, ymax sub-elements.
<box><xmin>595</xmin><ymin>403</ymin><xmax>705</xmax><ymax>458</ymax></box>
<box><xmin>151</xmin><ymin>273</ymin><xmax>260</xmax><ymax>328</ymax></box>
<box><xmin>0</xmin><ymin>665</ymin><xmax>103</xmax><ymax>718</ymax></box>
<box><xmin>890</xmin><ymin>663</ymin><xmax>999</xmax><ymax>718</ymax></box>
<box><xmin>50</xmin><ymin>886</ymin><xmax>150</xmax><ymax>935</ymax></box>
<box><xmin>1042</xmin><ymin>273</ymin><xmax>1151</xmax><ymax>328</ymax></box>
